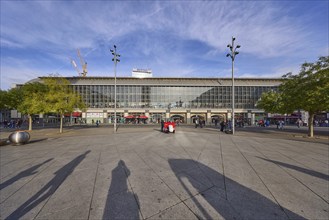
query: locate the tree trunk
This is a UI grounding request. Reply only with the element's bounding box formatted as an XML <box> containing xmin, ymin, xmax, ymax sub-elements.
<box><xmin>308</xmin><ymin>113</ymin><xmax>314</xmax><ymax>137</ymax></box>
<box><xmin>28</xmin><ymin>114</ymin><xmax>32</xmax><ymax>131</ymax></box>
<box><xmin>60</xmin><ymin>113</ymin><xmax>63</xmax><ymax>133</ymax></box>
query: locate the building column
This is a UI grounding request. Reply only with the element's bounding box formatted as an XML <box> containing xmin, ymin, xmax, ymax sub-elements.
<box><xmin>103</xmin><ymin>110</ymin><xmax>107</xmax><ymax>123</ymax></box>
<box><xmin>227</xmin><ymin>110</ymin><xmax>231</xmax><ymax>122</ymax></box>
<box><xmin>251</xmin><ymin>113</ymin><xmax>255</xmax><ymax>125</ymax></box>
<box><xmin>166</xmin><ymin>109</ymin><xmax>170</xmax><ymax>121</ymax></box>
<box><xmin>247</xmin><ymin>110</ymin><xmax>252</xmax><ymax>126</ymax></box>
<box><xmin>124</xmin><ymin>110</ymin><xmax>128</xmax><ymax>118</ymax></box>
<box><xmin>207</xmin><ymin>110</ymin><xmax>211</xmax><ymax>125</ymax></box>
<box><xmin>186</xmin><ymin>110</ymin><xmax>191</xmax><ymax>124</ymax></box>
<box><xmin>145</xmin><ymin>110</ymin><xmax>150</xmax><ymax>123</ymax></box>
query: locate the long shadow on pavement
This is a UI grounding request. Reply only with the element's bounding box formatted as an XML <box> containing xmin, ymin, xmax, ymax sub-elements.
<box><xmin>258</xmin><ymin>157</ymin><xmax>329</xmax><ymax>181</ymax></box>
<box><xmin>169</xmin><ymin>159</ymin><xmax>305</xmax><ymax>219</ymax></box>
<box><xmin>0</xmin><ymin>158</ymin><xmax>53</xmax><ymax>191</ymax></box>
<box><xmin>5</xmin><ymin>150</ymin><xmax>90</xmax><ymax>220</ymax></box>
<box><xmin>103</xmin><ymin>160</ymin><xmax>140</xmax><ymax>220</ymax></box>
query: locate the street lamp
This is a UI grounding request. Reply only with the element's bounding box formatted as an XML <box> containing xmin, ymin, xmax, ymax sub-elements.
<box><xmin>226</xmin><ymin>37</ymin><xmax>240</xmax><ymax>135</ymax></box>
<box><xmin>110</xmin><ymin>45</ymin><xmax>120</xmax><ymax>133</ymax></box>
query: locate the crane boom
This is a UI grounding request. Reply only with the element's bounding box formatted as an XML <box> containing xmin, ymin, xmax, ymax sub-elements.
<box><xmin>77</xmin><ymin>49</ymin><xmax>88</xmax><ymax>77</ymax></box>
<box><xmin>71</xmin><ymin>59</ymin><xmax>81</xmax><ymax>76</ymax></box>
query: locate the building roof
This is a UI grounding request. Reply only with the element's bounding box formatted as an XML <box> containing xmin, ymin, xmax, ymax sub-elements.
<box><xmin>26</xmin><ymin>76</ymin><xmax>282</xmax><ymax>87</ymax></box>
<box><xmin>64</xmin><ymin>76</ymin><xmax>282</xmax><ymax>86</ymax></box>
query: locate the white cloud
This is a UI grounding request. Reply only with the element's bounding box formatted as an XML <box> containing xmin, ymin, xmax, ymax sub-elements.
<box><xmin>1</xmin><ymin>1</ymin><xmax>308</xmax><ymax>57</ymax></box>
<box><xmin>0</xmin><ymin>1</ymin><xmax>327</xmax><ymax>90</ymax></box>
<box><xmin>1</xmin><ymin>66</ymin><xmax>42</xmax><ymax>90</ymax></box>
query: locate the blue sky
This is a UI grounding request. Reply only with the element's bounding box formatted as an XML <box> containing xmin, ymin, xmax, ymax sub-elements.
<box><xmin>1</xmin><ymin>0</ymin><xmax>328</xmax><ymax>90</ymax></box>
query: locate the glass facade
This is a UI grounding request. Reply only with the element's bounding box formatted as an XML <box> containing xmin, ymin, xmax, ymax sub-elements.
<box><xmin>73</xmin><ymin>85</ymin><xmax>277</xmax><ymax>109</ymax></box>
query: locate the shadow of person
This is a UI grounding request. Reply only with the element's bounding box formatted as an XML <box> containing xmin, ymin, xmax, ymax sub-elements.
<box><xmin>103</xmin><ymin>160</ymin><xmax>140</xmax><ymax>220</ymax></box>
<box><xmin>5</xmin><ymin>151</ymin><xmax>91</xmax><ymax>220</ymax></box>
<box><xmin>153</xmin><ymin>128</ymin><xmax>162</xmax><ymax>132</ymax></box>
<box><xmin>169</xmin><ymin>159</ymin><xmax>305</xmax><ymax>220</ymax></box>
<box><xmin>0</xmin><ymin>158</ymin><xmax>53</xmax><ymax>190</ymax></box>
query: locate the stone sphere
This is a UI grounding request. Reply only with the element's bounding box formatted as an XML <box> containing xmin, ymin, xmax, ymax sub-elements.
<box><xmin>9</xmin><ymin>131</ymin><xmax>30</xmax><ymax>145</ymax></box>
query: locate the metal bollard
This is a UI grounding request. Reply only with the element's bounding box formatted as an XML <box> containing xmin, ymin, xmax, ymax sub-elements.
<box><xmin>9</xmin><ymin>131</ymin><xmax>30</xmax><ymax>145</ymax></box>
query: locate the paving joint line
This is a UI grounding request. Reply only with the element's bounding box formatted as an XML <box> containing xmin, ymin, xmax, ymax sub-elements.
<box><xmin>229</xmin><ymin>135</ymin><xmax>290</xmax><ymax>218</ymax></box>
<box><xmin>218</xmin><ymin>132</ymin><xmax>228</xmax><ymax>200</ymax></box>
<box><xmin>0</xmin><ymin>143</ymin><xmax>78</xmax><ymax>205</ymax></box>
<box><xmin>132</xmin><ymin>145</ymin><xmax>201</xmax><ymax>220</ymax></box>
<box><xmin>87</xmin><ymin>151</ymin><xmax>102</xmax><ymax>220</ymax></box>
<box><xmin>113</xmin><ymin>135</ymin><xmax>145</xmax><ymax>220</ymax></box>
<box><xmin>250</xmin><ymin>138</ymin><xmax>329</xmax><ymax>204</ymax></box>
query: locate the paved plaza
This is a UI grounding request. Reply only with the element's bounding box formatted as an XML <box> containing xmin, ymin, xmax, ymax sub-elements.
<box><xmin>0</xmin><ymin>125</ymin><xmax>328</xmax><ymax>219</ymax></box>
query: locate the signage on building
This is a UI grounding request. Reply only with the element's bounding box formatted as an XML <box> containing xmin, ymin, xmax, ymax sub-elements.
<box><xmin>86</xmin><ymin>113</ymin><xmax>103</xmax><ymax>118</ymax></box>
<box><xmin>132</xmin><ymin>68</ymin><xmax>152</xmax><ymax>78</ymax></box>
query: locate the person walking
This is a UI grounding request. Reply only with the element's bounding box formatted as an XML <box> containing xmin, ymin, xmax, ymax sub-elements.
<box><xmin>161</xmin><ymin>119</ymin><xmax>164</xmax><ymax>132</ymax></box>
<box><xmin>279</xmin><ymin>120</ymin><xmax>284</xmax><ymax>129</ymax></box>
<box><xmin>220</xmin><ymin>120</ymin><xmax>225</xmax><ymax>132</ymax></box>
<box><xmin>199</xmin><ymin>119</ymin><xmax>203</xmax><ymax>128</ymax></box>
<box><xmin>195</xmin><ymin>118</ymin><xmax>199</xmax><ymax>128</ymax></box>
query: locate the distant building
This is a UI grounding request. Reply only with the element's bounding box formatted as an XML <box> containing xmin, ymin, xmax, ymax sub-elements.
<box><xmin>132</xmin><ymin>69</ymin><xmax>152</xmax><ymax>78</ymax></box>
<box><xmin>15</xmin><ymin>76</ymin><xmax>282</xmax><ymax>125</ymax></box>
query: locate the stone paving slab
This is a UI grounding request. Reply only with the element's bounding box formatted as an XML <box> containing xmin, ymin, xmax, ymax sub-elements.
<box><xmin>0</xmin><ymin>125</ymin><xmax>328</xmax><ymax>219</ymax></box>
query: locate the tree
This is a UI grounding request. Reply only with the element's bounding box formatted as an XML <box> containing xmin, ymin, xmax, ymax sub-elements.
<box><xmin>18</xmin><ymin>83</ymin><xmax>48</xmax><ymax>131</ymax></box>
<box><xmin>0</xmin><ymin>90</ymin><xmax>9</xmax><ymax>110</ymax></box>
<box><xmin>0</xmin><ymin>84</ymin><xmax>47</xmax><ymax>131</ymax></box>
<box><xmin>257</xmin><ymin>90</ymin><xmax>284</xmax><ymax>114</ymax></box>
<box><xmin>1</xmin><ymin>88</ymin><xmax>24</xmax><ymax>110</ymax></box>
<box><xmin>43</xmin><ymin>77</ymin><xmax>86</xmax><ymax>133</ymax></box>
<box><xmin>257</xmin><ymin>56</ymin><xmax>329</xmax><ymax>137</ymax></box>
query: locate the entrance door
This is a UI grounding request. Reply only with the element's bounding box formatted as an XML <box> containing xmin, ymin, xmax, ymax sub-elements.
<box><xmin>171</xmin><ymin>114</ymin><xmax>185</xmax><ymax>123</ymax></box>
<box><xmin>191</xmin><ymin>114</ymin><xmax>205</xmax><ymax>124</ymax></box>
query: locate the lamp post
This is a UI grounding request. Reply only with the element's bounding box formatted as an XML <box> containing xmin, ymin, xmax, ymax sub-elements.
<box><xmin>226</xmin><ymin>37</ymin><xmax>240</xmax><ymax>135</ymax></box>
<box><xmin>110</xmin><ymin>45</ymin><xmax>120</xmax><ymax>133</ymax></box>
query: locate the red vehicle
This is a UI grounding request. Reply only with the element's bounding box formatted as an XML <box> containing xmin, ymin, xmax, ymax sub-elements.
<box><xmin>163</xmin><ymin>121</ymin><xmax>176</xmax><ymax>133</ymax></box>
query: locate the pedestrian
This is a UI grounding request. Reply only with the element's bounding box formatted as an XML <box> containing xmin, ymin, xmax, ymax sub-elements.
<box><xmin>296</xmin><ymin>119</ymin><xmax>302</xmax><ymax>128</ymax></box>
<box><xmin>96</xmin><ymin>120</ymin><xmax>99</xmax><ymax>127</ymax></box>
<box><xmin>195</xmin><ymin>118</ymin><xmax>199</xmax><ymax>128</ymax></box>
<box><xmin>279</xmin><ymin>120</ymin><xmax>284</xmax><ymax>129</ymax></box>
<box><xmin>220</xmin><ymin>120</ymin><xmax>225</xmax><ymax>132</ymax></box>
<box><xmin>161</xmin><ymin>119</ymin><xmax>164</xmax><ymax>132</ymax></box>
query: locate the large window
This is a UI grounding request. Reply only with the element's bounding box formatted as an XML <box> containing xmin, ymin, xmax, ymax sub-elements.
<box><xmin>73</xmin><ymin>85</ymin><xmax>278</xmax><ymax>109</ymax></box>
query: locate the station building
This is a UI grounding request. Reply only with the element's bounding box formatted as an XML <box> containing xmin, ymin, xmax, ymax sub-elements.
<box><xmin>38</xmin><ymin>76</ymin><xmax>281</xmax><ymax>125</ymax></box>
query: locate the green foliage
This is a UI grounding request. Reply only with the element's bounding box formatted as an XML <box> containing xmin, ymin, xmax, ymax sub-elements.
<box><xmin>257</xmin><ymin>91</ymin><xmax>284</xmax><ymax>114</ymax></box>
<box><xmin>43</xmin><ymin>77</ymin><xmax>86</xmax><ymax>115</ymax></box>
<box><xmin>0</xmin><ymin>90</ymin><xmax>9</xmax><ymax>109</ymax></box>
<box><xmin>280</xmin><ymin>56</ymin><xmax>329</xmax><ymax>114</ymax></box>
<box><xmin>257</xmin><ymin>56</ymin><xmax>329</xmax><ymax>115</ymax></box>
<box><xmin>1</xmin><ymin>76</ymin><xmax>86</xmax><ymax>132</ymax></box>
<box><xmin>0</xmin><ymin>88</ymin><xmax>24</xmax><ymax>110</ymax></box>
<box><xmin>43</xmin><ymin>76</ymin><xmax>86</xmax><ymax>133</ymax></box>
<box><xmin>18</xmin><ymin>82</ymin><xmax>48</xmax><ymax>115</ymax></box>
<box><xmin>257</xmin><ymin>56</ymin><xmax>329</xmax><ymax>137</ymax></box>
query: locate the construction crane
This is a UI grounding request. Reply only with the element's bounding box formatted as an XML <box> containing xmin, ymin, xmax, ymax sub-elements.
<box><xmin>70</xmin><ymin>49</ymin><xmax>88</xmax><ymax>77</ymax></box>
<box><xmin>70</xmin><ymin>59</ymin><xmax>81</xmax><ymax>76</ymax></box>
<box><xmin>77</xmin><ymin>49</ymin><xmax>88</xmax><ymax>77</ymax></box>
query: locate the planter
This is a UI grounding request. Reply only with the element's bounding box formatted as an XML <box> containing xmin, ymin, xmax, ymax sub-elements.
<box><xmin>9</xmin><ymin>131</ymin><xmax>30</xmax><ymax>145</ymax></box>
